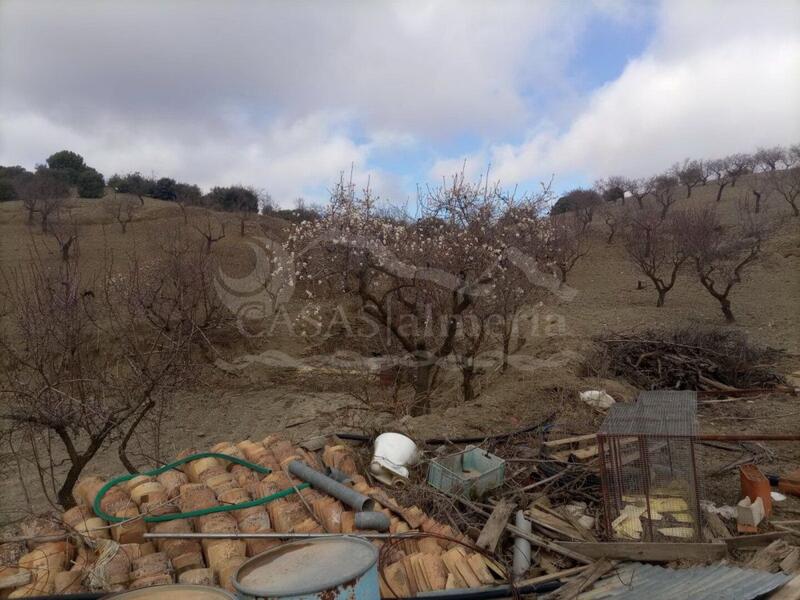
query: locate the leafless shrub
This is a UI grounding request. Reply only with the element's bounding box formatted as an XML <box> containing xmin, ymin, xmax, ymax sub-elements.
<box><xmin>0</xmin><ymin>250</ymin><xmax>193</xmax><ymax>508</ymax></box>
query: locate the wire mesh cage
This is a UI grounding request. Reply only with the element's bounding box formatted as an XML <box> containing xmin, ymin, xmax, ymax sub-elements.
<box><xmin>597</xmin><ymin>391</ymin><xmax>705</xmax><ymax>542</ymax></box>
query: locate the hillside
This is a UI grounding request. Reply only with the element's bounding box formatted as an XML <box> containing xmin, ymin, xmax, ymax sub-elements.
<box><xmin>0</xmin><ymin>176</ymin><xmax>798</xmax><ymax>520</ymax></box>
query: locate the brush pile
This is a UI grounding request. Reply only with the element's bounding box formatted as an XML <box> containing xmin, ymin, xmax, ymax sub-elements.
<box><xmin>593</xmin><ymin>327</ymin><xmax>785</xmax><ymax>390</ymax></box>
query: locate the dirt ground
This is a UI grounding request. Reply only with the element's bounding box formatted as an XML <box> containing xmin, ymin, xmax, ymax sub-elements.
<box><xmin>1</xmin><ymin>177</ymin><xmax>799</xmax><ymax>524</ymax></box>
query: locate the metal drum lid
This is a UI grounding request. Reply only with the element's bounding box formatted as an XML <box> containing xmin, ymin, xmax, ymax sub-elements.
<box><xmin>105</xmin><ymin>584</ymin><xmax>236</xmax><ymax>599</ymax></box>
<box><xmin>234</xmin><ymin>537</ymin><xmax>378</xmax><ymax>597</ymax></box>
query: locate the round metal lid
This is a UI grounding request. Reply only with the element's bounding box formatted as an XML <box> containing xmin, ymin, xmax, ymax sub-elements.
<box><xmin>234</xmin><ymin>536</ymin><xmax>378</xmax><ymax>597</ymax></box>
<box><xmin>105</xmin><ymin>584</ymin><xmax>236</xmax><ymax>599</ymax></box>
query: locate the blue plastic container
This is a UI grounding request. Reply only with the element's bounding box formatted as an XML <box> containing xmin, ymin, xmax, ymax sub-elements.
<box><xmin>427</xmin><ymin>445</ymin><xmax>505</xmax><ymax>499</ymax></box>
<box><xmin>232</xmin><ymin>536</ymin><xmax>379</xmax><ymax>600</ymax></box>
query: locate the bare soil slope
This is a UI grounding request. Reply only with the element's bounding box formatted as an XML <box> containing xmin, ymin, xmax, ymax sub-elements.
<box><xmin>0</xmin><ymin>179</ymin><xmax>798</xmax><ymax>520</ymax></box>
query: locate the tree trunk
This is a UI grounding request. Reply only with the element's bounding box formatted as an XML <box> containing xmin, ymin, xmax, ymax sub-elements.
<box><xmin>240</xmin><ymin>218</ymin><xmax>246</xmax><ymax>236</ymax></box>
<box><xmin>753</xmin><ymin>190</ymin><xmax>762</xmax><ymax>213</ymax></box>
<box><xmin>719</xmin><ymin>297</ymin><xmax>735</xmax><ymax>323</ymax></box>
<box><xmin>501</xmin><ymin>334</ymin><xmax>510</xmax><ymax>373</ymax></box>
<box><xmin>119</xmin><ymin>400</ymin><xmax>155</xmax><ymax>473</ymax></box>
<box><xmin>558</xmin><ymin>266</ymin><xmax>568</xmax><ymax>283</ymax></box>
<box><xmin>121</xmin><ymin>221</ymin><xmax>128</xmax><ymax>233</ymax></box>
<box><xmin>461</xmin><ymin>364</ymin><xmax>475</xmax><ymax>403</ymax></box>
<box><xmin>411</xmin><ymin>361</ymin><xmax>434</xmax><ymax>416</ymax></box>
<box><xmin>656</xmin><ymin>288</ymin><xmax>666</xmax><ymax>307</ymax></box>
<box><xmin>686</xmin><ymin>184</ymin><xmax>692</xmax><ymax>198</ymax></box>
<box><xmin>715</xmin><ymin>183</ymin><xmax>727</xmax><ymax>202</ymax></box>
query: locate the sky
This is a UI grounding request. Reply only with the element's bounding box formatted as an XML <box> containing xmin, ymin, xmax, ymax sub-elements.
<box><xmin>1</xmin><ymin>0</ymin><xmax>798</xmax><ymax>208</ymax></box>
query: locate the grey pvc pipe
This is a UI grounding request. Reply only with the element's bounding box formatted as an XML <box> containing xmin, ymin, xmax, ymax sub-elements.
<box><xmin>325</xmin><ymin>466</ymin><xmax>353</xmax><ymax>484</ymax></box>
<box><xmin>145</xmin><ymin>532</ymin><xmax>411</xmax><ymax>540</ymax></box>
<box><xmin>354</xmin><ymin>511</ymin><xmax>390</xmax><ymax>532</ymax></box>
<box><xmin>512</xmin><ymin>510</ymin><xmax>532</xmax><ymax>577</ymax></box>
<box><xmin>288</xmin><ymin>460</ymin><xmax>374</xmax><ymax>511</ymax></box>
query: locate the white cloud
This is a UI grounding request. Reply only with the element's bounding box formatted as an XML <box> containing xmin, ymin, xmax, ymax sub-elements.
<box><xmin>0</xmin><ymin>0</ymin><xmax>627</xmax><ymax>204</ymax></box>
<box><xmin>435</xmin><ymin>0</ymin><xmax>800</xmax><ymax>187</ymax></box>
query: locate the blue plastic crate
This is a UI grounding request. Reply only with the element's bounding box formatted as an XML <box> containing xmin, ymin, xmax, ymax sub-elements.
<box><xmin>426</xmin><ymin>445</ymin><xmax>505</xmax><ymax>499</ymax></box>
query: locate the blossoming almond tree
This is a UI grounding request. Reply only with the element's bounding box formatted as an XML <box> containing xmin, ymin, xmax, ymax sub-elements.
<box><xmin>291</xmin><ymin>172</ymin><xmax>552</xmax><ymax>412</ymax></box>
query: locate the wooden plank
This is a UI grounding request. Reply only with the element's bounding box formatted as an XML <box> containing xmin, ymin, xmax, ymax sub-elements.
<box><xmin>476</xmin><ymin>499</ymin><xmax>515</xmax><ymax>552</ymax></box>
<box><xmin>450</xmin><ymin>493</ymin><xmax>592</xmax><ymax>564</ymax></box>
<box><xmin>542</xmin><ymin>434</ymin><xmax>596</xmax><ymax>449</ymax></box>
<box><xmin>553</xmin><ymin>559</ymin><xmax>616</xmax><ymax>599</ymax></box>
<box><xmin>724</xmin><ymin>531</ymin><xmax>794</xmax><ymax>549</ymax></box>
<box><xmin>572</xmin><ymin>446</ymin><xmax>599</xmax><ymax>461</ymax></box>
<box><xmin>703</xmin><ymin>508</ymin><xmax>731</xmax><ymax>540</ymax></box>
<box><xmin>527</xmin><ymin>507</ymin><xmax>585</xmax><ymax>541</ymax></box>
<box><xmin>517</xmin><ymin>565</ymin><xmax>591</xmax><ymax>586</ymax></box>
<box><xmin>560</xmin><ymin>541</ymin><xmax>727</xmax><ymax>562</ymax></box>
<box><xmin>0</xmin><ymin>571</ymin><xmax>31</xmax><ymax>590</ymax></box>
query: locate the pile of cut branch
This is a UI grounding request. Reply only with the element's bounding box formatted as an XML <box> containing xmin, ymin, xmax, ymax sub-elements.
<box><xmin>592</xmin><ymin>327</ymin><xmax>785</xmax><ymax>390</ymax></box>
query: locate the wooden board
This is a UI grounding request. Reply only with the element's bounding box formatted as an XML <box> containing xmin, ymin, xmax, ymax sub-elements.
<box><xmin>724</xmin><ymin>531</ymin><xmax>794</xmax><ymax>549</ymax></box>
<box><xmin>542</xmin><ymin>434</ymin><xmax>596</xmax><ymax>449</ymax></box>
<box><xmin>527</xmin><ymin>507</ymin><xmax>585</xmax><ymax>541</ymax></box>
<box><xmin>560</xmin><ymin>541</ymin><xmax>727</xmax><ymax>562</ymax></box>
<box><xmin>476</xmin><ymin>499</ymin><xmax>515</xmax><ymax>552</ymax></box>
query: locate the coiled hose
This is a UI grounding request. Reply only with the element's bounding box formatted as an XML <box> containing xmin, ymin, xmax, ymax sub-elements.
<box><xmin>92</xmin><ymin>452</ymin><xmax>309</xmax><ymax>524</ymax></box>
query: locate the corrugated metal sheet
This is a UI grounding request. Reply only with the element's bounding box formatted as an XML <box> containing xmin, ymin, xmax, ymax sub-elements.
<box><xmin>585</xmin><ymin>562</ymin><xmax>791</xmax><ymax>600</ymax></box>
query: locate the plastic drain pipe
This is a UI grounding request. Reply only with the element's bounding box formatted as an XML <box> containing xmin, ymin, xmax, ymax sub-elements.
<box><xmin>354</xmin><ymin>511</ymin><xmax>391</xmax><ymax>531</ymax></box>
<box><xmin>288</xmin><ymin>460</ymin><xmax>374</xmax><ymax>511</ymax></box>
<box><xmin>512</xmin><ymin>510</ymin><xmax>532</xmax><ymax>578</ymax></box>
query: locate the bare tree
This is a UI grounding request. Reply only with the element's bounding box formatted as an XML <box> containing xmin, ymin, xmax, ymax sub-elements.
<box><xmin>753</xmin><ymin>146</ymin><xmax>786</xmax><ymax>172</ymax></box>
<box><xmin>651</xmin><ymin>174</ymin><xmax>680</xmax><ymax>218</ymax></box>
<box><xmin>105</xmin><ymin>191</ymin><xmax>140</xmax><ymax>233</ymax></box>
<box><xmin>0</xmin><ymin>252</ymin><xmax>193</xmax><ymax>507</ymax></box>
<box><xmin>785</xmin><ymin>144</ymin><xmax>800</xmax><ymax>169</ymax></box>
<box><xmin>622</xmin><ymin>210</ymin><xmax>687</xmax><ymax>307</ymax></box>
<box><xmin>671</xmin><ymin>159</ymin><xmax>706</xmax><ymax>198</ymax></box>
<box><xmin>14</xmin><ymin>171</ymin><xmax>70</xmax><ymax>229</ymax></box>
<box><xmin>192</xmin><ymin>214</ymin><xmax>226</xmax><ymax>252</ymax></box>
<box><xmin>595</xmin><ymin>176</ymin><xmax>627</xmax><ymax>204</ymax></box>
<box><xmin>629</xmin><ymin>177</ymin><xmax>654</xmax><ymax>209</ymax></box>
<box><xmin>681</xmin><ymin>202</ymin><xmax>769</xmax><ymax>322</ymax></box>
<box><xmin>50</xmin><ymin>217</ymin><xmax>80</xmax><ymax>261</ymax></box>
<box><xmin>293</xmin><ymin>171</ymin><xmax>548</xmax><ymax>414</ymax></box>
<box><xmin>725</xmin><ymin>153</ymin><xmax>753</xmax><ymax>187</ymax></box>
<box><xmin>706</xmin><ymin>158</ymin><xmax>730</xmax><ymax>202</ymax></box>
<box><xmin>770</xmin><ymin>167</ymin><xmax>800</xmax><ymax>217</ymax></box>
<box><xmin>600</xmin><ymin>204</ymin><xmax>618</xmax><ymax>244</ymax></box>
<box><xmin>547</xmin><ymin>212</ymin><xmax>589</xmax><ymax>283</ymax></box>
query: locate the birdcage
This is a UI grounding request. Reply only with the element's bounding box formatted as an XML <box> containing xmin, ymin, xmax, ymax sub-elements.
<box><xmin>597</xmin><ymin>390</ymin><xmax>704</xmax><ymax>542</ymax></box>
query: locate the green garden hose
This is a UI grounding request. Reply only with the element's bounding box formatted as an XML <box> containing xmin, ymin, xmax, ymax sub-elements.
<box><xmin>92</xmin><ymin>452</ymin><xmax>309</xmax><ymax>524</ymax></box>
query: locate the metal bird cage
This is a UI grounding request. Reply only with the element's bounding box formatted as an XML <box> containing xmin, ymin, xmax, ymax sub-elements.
<box><xmin>597</xmin><ymin>391</ymin><xmax>705</xmax><ymax>542</ymax></box>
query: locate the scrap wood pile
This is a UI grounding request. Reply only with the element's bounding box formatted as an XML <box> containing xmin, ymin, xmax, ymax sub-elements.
<box><xmin>0</xmin><ymin>435</ymin><xmax>503</xmax><ymax>598</ymax></box>
<box><xmin>593</xmin><ymin>327</ymin><xmax>786</xmax><ymax>391</ymax></box>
